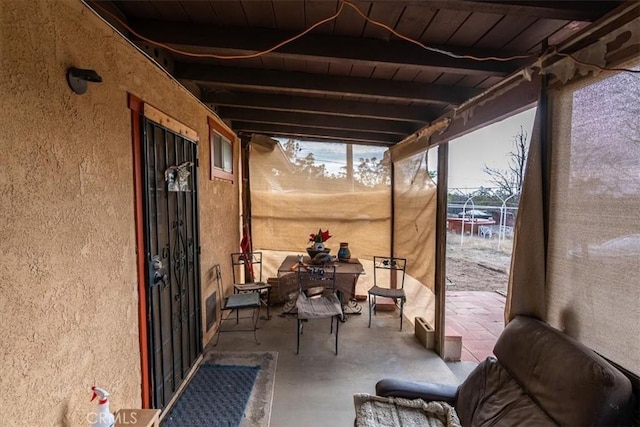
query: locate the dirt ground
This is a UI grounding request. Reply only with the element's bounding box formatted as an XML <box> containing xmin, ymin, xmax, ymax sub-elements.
<box><xmin>445</xmin><ymin>234</ymin><xmax>512</xmax><ymax>293</ymax></box>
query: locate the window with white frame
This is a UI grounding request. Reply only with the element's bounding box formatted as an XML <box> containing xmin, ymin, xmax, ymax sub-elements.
<box><xmin>208</xmin><ymin>116</ymin><xmax>235</xmax><ymax>182</ymax></box>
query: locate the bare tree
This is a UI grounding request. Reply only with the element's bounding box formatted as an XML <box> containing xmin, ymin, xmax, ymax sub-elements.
<box><xmin>483</xmin><ymin>126</ymin><xmax>528</xmax><ymax>197</ymax></box>
<box><xmin>355</xmin><ymin>156</ymin><xmax>389</xmax><ymax>187</ymax></box>
<box><xmin>282</xmin><ymin>139</ymin><xmax>329</xmax><ymax>178</ymax></box>
<box><xmin>283</xmin><ymin>139</ymin><xmax>390</xmax><ymax>185</ymax></box>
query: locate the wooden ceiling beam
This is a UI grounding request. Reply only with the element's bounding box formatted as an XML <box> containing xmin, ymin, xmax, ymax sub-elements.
<box><xmin>391</xmin><ymin>76</ymin><xmax>541</xmax><ymax>161</ymax></box>
<box><xmin>203</xmin><ymin>91</ymin><xmax>438</xmax><ymax>123</ymax></box>
<box><xmin>129</xmin><ymin>19</ymin><xmax>519</xmax><ymax>76</ymax></box>
<box><xmin>217</xmin><ymin>107</ymin><xmax>417</xmax><ymax>136</ymax></box>
<box><xmin>232</xmin><ymin>122</ymin><xmax>398</xmax><ymax>145</ymax></box>
<box><xmin>239</xmin><ymin>132</ymin><xmax>385</xmax><ymax>147</ymax></box>
<box><xmin>175</xmin><ymin>64</ymin><xmax>481</xmax><ymax>105</ymax></box>
<box><xmin>390</xmin><ymin>1</ymin><xmax>621</xmax><ymax>21</ymax></box>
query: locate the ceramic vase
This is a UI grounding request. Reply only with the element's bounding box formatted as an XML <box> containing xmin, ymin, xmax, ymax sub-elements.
<box><xmin>338</xmin><ymin>242</ymin><xmax>351</xmax><ymax>260</ymax></box>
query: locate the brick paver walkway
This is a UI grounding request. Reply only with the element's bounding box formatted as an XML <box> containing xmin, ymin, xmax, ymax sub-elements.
<box><xmin>446</xmin><ymin>291</ymin><xmax>506</xmax><ymax>363</ymax></box>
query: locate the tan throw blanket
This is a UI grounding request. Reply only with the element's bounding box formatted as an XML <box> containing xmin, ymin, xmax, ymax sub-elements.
<box><xmin>353</xmin><ymin>394</ymin><xmax>461</xmax><ymax>427</ymax></box>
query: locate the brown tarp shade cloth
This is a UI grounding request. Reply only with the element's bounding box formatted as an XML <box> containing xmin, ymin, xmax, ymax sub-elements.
<box><xmin>506</xmin><ymin>59</ymin><xmax>640</xmax><ymax>376</ymax></box>
<box><xmin>249</xmin><ymin>140</ymin><xmax>391</xmax><ymax>258</ymax></box>
<box><xmin>393</xmin><ymin>151</ymin><xmax>437</xmax><ymax>293</ymax></box>
<box><xmin>505</xmin><ymin>106</ymin><xmax>546</xmax><ymax>323</ymax></box>
<box><xmin>544</xmin><ymin>61</ymin><xmax>640</xmax><ymax>376</ymax></box>
<box><xmin>249</xmin><ymin>138</ymin><xmax>437</xmax><ymax>326</ymax></box>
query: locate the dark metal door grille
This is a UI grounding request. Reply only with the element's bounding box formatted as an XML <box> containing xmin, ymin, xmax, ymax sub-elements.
<box><xmin>142</xmin><ymin>118</ymin><xmax>202</xmax><ymax>409</ymax></box>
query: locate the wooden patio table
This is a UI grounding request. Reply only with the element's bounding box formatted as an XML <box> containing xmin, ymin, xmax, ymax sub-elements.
<box><xmin>277</xmin><ymin>255</ymin><xmax>364</xmax><ymax>317</ymax></box>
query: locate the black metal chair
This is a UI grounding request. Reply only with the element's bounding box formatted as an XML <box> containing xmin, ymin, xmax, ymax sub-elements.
<box><xmin>213</xmin><ymin>264</ymin><xmax>261</xmax><ymax>345</ymax></box>
<box><xmin>295</xmin><ymin>264</ymin><xmax>343</xmax><ymax>355</ymax></box>
<box><xmin>231</xmin><ymin>251</ymin><xmax>271</xmax><ymax>320</ymax></box>
<box><xmin>368</xmin><ymin>256</ymin><xmax>408</xmax><ymax>331</ymax></box>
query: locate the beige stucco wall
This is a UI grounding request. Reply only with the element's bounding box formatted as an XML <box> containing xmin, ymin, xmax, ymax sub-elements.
<box><xmin>0</xmin><ymin>1</ymin><xmax>239</xmax><ymax>425</ymax></box>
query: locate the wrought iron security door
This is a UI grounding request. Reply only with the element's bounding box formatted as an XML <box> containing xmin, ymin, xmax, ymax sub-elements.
<box><xmin>142</xmin><ymin>118</ymin><xmax>202</xmax><ymax>409</ymax></box>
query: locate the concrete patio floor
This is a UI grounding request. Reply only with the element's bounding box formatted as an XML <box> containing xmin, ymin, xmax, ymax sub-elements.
<box><xmin>209</xmin><ymin>305</ymin><xmax>460</xmax><ymax>427</ymax></box>
<box><xmin>198</xmin><ymin>290</ymin><xmax>506</xmax><ymax>426</ymax></box>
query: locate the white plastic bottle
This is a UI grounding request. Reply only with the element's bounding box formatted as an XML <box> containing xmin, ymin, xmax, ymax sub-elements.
<box><xmin>90</xmin><ymin>386</ymin><xmax>115</xmax><ymax>427</ymax></box>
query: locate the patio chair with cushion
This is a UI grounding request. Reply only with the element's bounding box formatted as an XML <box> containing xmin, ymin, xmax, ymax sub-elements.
<box><xmin>295</xmin><ymin>264</ymin><xmax>343</xmax><ymax>355</ymax></box>
<box><xmin>368</xmin><ymin>256</ymin><xmax>408</xmax><ymax>331</ymax></box>
<box><xmin>231</xmin><ymin>251</ymin><xmax>272</xmax><ymax>320</ymax></box>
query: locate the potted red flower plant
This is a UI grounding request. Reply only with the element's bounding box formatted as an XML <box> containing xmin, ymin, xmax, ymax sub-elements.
<box><xmin>307</xmin><ymin>228</ymin><xmax>332</xmax><ymax>258</ymax></box>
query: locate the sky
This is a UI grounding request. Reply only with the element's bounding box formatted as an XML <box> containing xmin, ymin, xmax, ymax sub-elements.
<box><xmin>276</xmin><ymin>107</ymin><xmax>537</xmax><ymax>188</ymax></box>
<box><xmin>447</xmin><ymin>108</ymin><xmax>536</xmax><ymax>189</ymax></box>
<box><xmin>277</xmin><ymin>140</ymin><xmax>386</xmax><ymax>175</ymax></box>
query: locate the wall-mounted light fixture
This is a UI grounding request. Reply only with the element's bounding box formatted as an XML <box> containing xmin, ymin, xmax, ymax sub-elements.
<box><xmin>66</xmin><ymin>67</ymin><xmax>103</xmax><ymax>95</ymax></box>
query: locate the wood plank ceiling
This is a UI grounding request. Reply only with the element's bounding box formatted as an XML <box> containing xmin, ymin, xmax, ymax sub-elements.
<box><xmin>90</xmin><ymin>0</ymin><xmax>624</xmax><ymax>146</ymax></box>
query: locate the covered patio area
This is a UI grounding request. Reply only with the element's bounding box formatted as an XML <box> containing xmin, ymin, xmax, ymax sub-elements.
<box><xmin>3</xmin><ymin>0</ymin><xmax>638</xmax><ymax>425</ymax></box>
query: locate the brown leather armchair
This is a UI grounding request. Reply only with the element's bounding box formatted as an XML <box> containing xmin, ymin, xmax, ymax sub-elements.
<box><xmin>376</xmin><ymin>316</ymin><xmax>635</xmax><ymax>426</ymax></box>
